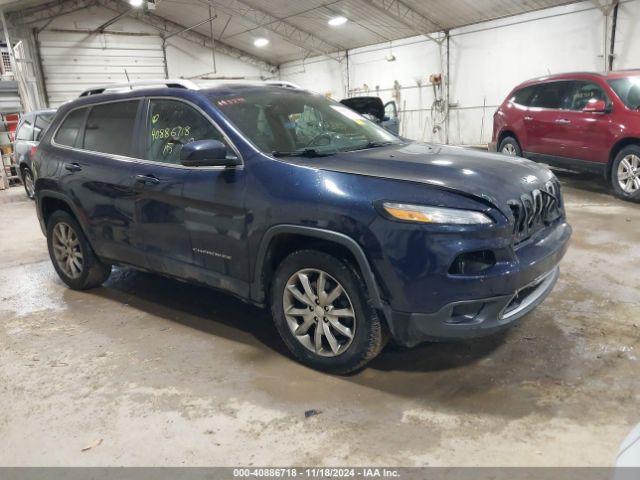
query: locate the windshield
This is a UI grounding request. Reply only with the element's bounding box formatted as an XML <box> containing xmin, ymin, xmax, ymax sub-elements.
<box><xmin>608</xmin><ymin>76</ymin><xmax>640</xmax><ymax>109</ymax></box>
<box><xmin>206</xmin><ymin>88</ymin><xmax>401</xmax><ymax>156</ymax></box>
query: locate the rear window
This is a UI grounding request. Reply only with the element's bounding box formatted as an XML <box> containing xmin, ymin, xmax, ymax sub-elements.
<box><xmin>511</xmin><ymin>85</ymin><xmax>538</xmax><ymax>106</ymax></box>
<box><xmin>16</xmin><ymin>117</ymin><xmax>34</xmax><ymax>141</ymax></box>
<box><xmin>54</xmin><ymin>108</ymin><xmax>87</xmax><ymax>147</ymax></box>
<box><xmin>34</xmin><ymin>113</ymin><xmax>55</xmax><ymax>141</ymax></box>
<box><xmin>83</xmin><ymin>100</ymin><xmax>139</xmax><ymax>157</ymax></box>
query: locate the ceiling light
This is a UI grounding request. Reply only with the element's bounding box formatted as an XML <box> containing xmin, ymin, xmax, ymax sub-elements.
<box><xmin>328</xmin><ymin>16</ymin><xmax>348</xmax><ymax>26</ymax></box>
<box><xmin>254</xmin><ymin>37</ymin><xmax>269</xmax><ymax>47</ymax></box>
<box><xmin>129</xmin><ymin>0</ymin><xmax>144</xmax><ymax>7</ymax></box>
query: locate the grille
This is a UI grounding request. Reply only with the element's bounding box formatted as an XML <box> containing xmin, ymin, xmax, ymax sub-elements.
<box><xmin>508</xmin><ymin>179</ymin><xmax>563</xmax><ymax>244</ymax></box>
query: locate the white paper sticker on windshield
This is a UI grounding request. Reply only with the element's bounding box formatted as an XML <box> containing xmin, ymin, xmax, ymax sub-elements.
<box><xmin>331</xmin><ymin>105</ymin><xmax>366</xmax><ymax>124</ymax></box>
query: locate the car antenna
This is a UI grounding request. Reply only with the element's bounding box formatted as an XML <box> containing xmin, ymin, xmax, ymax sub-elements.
<box><xmin>124</xmin><ymin>69</ymin><xmax>131</xmax><ymax>89</ymax></box>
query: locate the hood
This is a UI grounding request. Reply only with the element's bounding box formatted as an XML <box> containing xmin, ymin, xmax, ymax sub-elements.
<box><xmin>340</xmin><ymin>97</ymin><xmax>385</xmax><ymax>122</ymax></box>
<box><xmin>285</xmin><ymin>142</ymin><xmax>557</xmax><ymax>216</ymax></box>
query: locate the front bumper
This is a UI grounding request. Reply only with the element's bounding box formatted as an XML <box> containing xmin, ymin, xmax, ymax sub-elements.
<box><xmin>387</xmin><ymin>266</ymin><xmax>559</xmax><ymax>346</ymax></box>
<box><xmin>381</xmin><ymin>220</ymin><xmax>571</xmax><ymax>347</ymax></box>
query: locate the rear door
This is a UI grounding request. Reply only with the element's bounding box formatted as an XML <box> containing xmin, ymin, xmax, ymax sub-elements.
<box><xmin>133</xmin><ymin>97</ymin><xmax>248</xmax><ymax>291</ymax></box>
<box><xmin>52</xmin><ymin>100</ymin><xmax>145</xmax><ymax>267</ymax></box>
<box><xmin>525</xmin><ymin>81</ymin><xmax>574</xmax><ymax>156</ymax></box>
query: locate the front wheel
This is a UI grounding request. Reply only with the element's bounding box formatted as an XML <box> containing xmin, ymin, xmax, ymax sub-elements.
<box><xmin>46</xmin><ymin>210</ymin><xmax>112</xmax><ymax>290</ymax></box>
<box><xmin>498</xmin><ymin>136</ymin><xmax>522</xmax><ymax>157</ymax></box>
<box><xmin>611</xmin><ymin>146</ymin><xmax>640</xmax><ymax>203</ymax></box>
<box><xmin>270</xmin><ymin>250</ymin><xmax>386</xmax><ymax>374</ymax></box>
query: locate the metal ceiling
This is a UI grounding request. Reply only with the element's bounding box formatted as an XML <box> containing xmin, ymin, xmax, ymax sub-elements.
<box><xmin>6</xmin><ymin>0</ymin><xmax>583</xmax><ymax>65</ymax></box>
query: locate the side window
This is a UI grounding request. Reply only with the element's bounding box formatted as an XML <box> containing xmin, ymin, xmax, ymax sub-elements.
<box><xmin>384</xmin><ymin>101</ymin><xmax>397</xmax><ymax>118</ymax></box>
<box><xmin>530</xmin><ymin>82</ymin><xmax>574</xmax><ymax>109</ymax></box>
<box><xmin>34</xmin><ymin>113</ymin><xmax>54</xmax><ymax>141</ymax></box>
<box><xmin>567</xmin><ymin>82</ymin><xmax>608</xmax><ymax>110</ymax></box>
<box><xmin>145</xmin><ymin>99</ymin><xmax>228</xmax><ymax>165</ymax></box>
<box><xmin>83</xmin><ymin>100</ymin><xmax>139</xmax><ymax>157</ymax></box>
<box><xmin>511</xmin><ymin>85</ymin><xmax>538</xmax><ymax>106</ymax></box>
<box><xmin>16</xmin><ymin>117</ymin><xmax>34</xmax><ymax>141</ymax></box>
<box><xmin>54</xmin><ymin>108</ymin><xmax>87</xmax><ymax>147</ymax></box>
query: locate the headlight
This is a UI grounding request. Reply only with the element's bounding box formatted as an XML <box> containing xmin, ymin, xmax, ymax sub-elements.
<box><xmin>382</xmin><ymin>202</ymin><xmax>493</xmax><ymax>225</ymax></box>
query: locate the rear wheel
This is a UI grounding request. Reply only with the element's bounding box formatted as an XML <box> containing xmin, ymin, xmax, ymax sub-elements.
<box><xmin>22</xmin><ymin>167</ymin><xmax>35</xmax><ymax>200</ymax></box>
<box><xmin>47</xmin><ymin>210</ymin><xmax>111</xmax><ymax>290</ymax></box>
<box><xmin>270</xmin><ymin>249</ymin><xmax>386</xmax><ymax>374</ymax></box>
<box><xmin>498</xmin><ymin>136</ymin><xmax>522</xmax><ymax>157</ymax></box>
<box><xmin>611</xmin><ymin>145</ymin><xmax>640</xmax><ymax>203</ymax></box>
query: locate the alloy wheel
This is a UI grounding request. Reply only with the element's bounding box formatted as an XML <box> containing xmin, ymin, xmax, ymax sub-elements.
<box><xmin>501</xmin><ymin>144</ymin><xmax>517</xmax><ymax>156</ymax></box>
<box><xmin>52</xmin><ymin>222</ymin><xmax>84</xmax><ymax>279</ymax></box>
<box><xmin>618</xmin><ymin>154</ymin><xmax>640</xmax><ymax>193</ymax></box>
<box><xmin>283</xmin><ymin>268</ymin><xmax>356</xmax><ymax>357</ymax></box>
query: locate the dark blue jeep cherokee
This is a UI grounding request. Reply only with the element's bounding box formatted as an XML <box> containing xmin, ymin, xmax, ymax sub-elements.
<box><xmin>34</xmin><ymin>80</ymin><xmax>571</xmax><ymax>373</ymax></box>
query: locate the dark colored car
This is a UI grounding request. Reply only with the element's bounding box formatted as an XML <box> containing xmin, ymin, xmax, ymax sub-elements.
<box><xmin>13</xmin><ymin>108</ymin><xmax>57</xmax><ymax>199</ymax></box>
<box><xmin>491</xmin><ymin>71</ymin><xmax>640</xmax><ymax>202</ymax></box>
<box><xmin>34</xmin><ymin>80</ymin><xmax>571</xmax><ymax>373</ymax></box>
<box><xmin>340</xmin><ymin>96</ymin><xmax>399</xmax><ymax>135</ymax></box>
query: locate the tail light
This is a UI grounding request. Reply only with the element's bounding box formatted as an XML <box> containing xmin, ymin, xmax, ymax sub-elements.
<box><xmin>30</xmin><ymin>145</ymin><xmax>38</xmax><ymax>157</ymax></box>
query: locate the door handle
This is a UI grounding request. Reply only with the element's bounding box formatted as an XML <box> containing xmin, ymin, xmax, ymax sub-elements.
<box><xmin>555</xmin><ymin>118</ymin><xmax>571</xmax><ymax>124</ymax></box>
<box><xmin>134</xmin><ymin>174</ymin><xmax>160</xmax><ymax>185</ymax></box>
<box><xmin>64</xmin><ymin>162</ymin><xmax>82</xmax><ymax>172</ymax></box>
<box><xmin>524</xmin><ymin>116</ymin><xmax>533</xmax><ymax>121</ymax></box>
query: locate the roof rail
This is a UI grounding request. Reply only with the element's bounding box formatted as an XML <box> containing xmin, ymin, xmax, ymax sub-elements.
<box><xmin>78</xmin><ymin>79</ymin><xmax>199</xmax><ymax>97</ymax></box>
<box><xmin>264</xmin><ymin>80</ymin><xmax>303</xmax><ymax>89</ymax></box>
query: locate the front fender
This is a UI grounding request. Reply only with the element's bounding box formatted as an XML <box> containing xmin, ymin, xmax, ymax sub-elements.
<box><xmin>250</xmin><ymin>225</ymin><xmax>384</xmax><ymax>309</ymax></box>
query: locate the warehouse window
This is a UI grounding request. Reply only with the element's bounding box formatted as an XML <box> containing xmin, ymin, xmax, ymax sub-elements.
<box><xmin>84</xmin><ymin>100</ymin><xmax>140</xmax><ymax>157</ymax></box>
<box><xmin>54</xmin><ymin>108</ymin><xmax>87</xmax><ymax>147</ymax></box>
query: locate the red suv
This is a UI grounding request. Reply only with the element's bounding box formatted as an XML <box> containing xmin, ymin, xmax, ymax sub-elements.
<box><xmin>491</xmin><ymin>71</ymin><xmax>640</xmax><ymax>202</ymax></box>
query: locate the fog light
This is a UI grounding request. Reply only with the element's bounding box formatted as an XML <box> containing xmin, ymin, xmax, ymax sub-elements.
<box><xmin>447</xmin><ymin>302</ymin><xmax>484</xmax><ymax>324</ymax></box>
<box><xmin>449</xmin><ymin>250</ymin><xmax>496</xmax><ymax>275</ymax></box>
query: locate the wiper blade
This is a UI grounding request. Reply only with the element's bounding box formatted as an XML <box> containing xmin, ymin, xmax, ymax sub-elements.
<box><xmin>342</xmin><ymin>140</ymin><xmax>395</xmax><ymax>152</ymax></box>
<box><xmin>271</xmin><ymin>148</ymin><xmax>335</xmax><ymax>158</ymax></box>
<box><xmin>365</xmin><ymin>141</ymin><xmax>394</xmax><ymax>148</ymax></box>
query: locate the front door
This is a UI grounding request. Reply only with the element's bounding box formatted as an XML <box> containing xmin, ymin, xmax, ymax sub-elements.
<box><xmin>133</xmin><ymin>97</ymin><xmax>249</xmax><ymax>293</ymax></box>
<box><xmin>552</xmin><ymin>81</ymin><xmax>614</xmax><ymax>164</ymax></box>
<box><xmin>382</xmin><ymin>101</ymin><xmax>399</xmax><ymax>135</ymax></box>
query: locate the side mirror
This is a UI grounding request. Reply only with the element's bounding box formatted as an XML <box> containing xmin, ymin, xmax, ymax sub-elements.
<box><xmin>180</xmin><ymin>139</ymin><xmax>239</xmax><ymax>167</ymax></box>
<box><xmin>583</xmin><ymin>99</ymin><xmax>608</xmax><ymax>113</ymax></box>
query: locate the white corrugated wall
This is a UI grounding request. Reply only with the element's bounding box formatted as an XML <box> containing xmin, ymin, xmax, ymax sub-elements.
<box><xmin>38</xmin><ymin>31</ymin><xmax>165</xmax><ymax>106</ymax></box>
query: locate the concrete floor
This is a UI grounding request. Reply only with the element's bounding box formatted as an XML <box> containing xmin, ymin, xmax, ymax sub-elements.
<box><xmin>1</xmin><ymin>171</ymin><xmax>639</xmax><ymax>467</ymax></box>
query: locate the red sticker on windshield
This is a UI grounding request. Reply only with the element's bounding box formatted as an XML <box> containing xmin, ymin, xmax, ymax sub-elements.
<box><xmin>217</xmin><ymin>97</ymin><xmax>246</xmax><ymax>107</ymax></box>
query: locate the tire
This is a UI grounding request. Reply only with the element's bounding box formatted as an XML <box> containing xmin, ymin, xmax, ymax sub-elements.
<box><xmin>22</xmin><ymin>167</ymin><xmax>35</xmax><ymax>200</ymax></box>
<box><xmin>610</xmin><ymin>145</ymin><xmax>640</xmax><ymax>203</ymax></box>
<box><xmin>498</xmin><ymin>136</ymin><xmax>522</xmax><ymax>157</ymax></box>
<box><xmin>46</xmin><ymin>210</ymin><xmax>111</xmax><ymax>290</ymax></box>
<box><xmin>270</xmin><ymin>249</ymin><xmax>386</xmax><ymax>374</ymax></box>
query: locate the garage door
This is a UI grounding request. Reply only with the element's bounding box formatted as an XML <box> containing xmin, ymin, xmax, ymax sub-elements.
<box><xmin>38</xmin><ymin>31</ymin><xmax>166</xmax><ymax>106</ymax></box>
